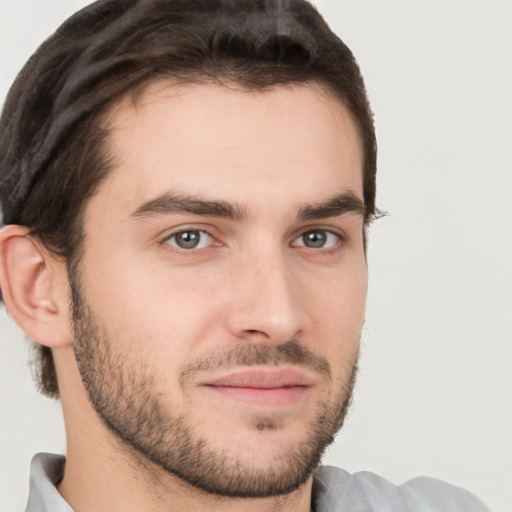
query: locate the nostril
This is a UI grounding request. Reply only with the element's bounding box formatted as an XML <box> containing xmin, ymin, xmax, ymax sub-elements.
<box><xmin>240</xmin><ymin>329</ymin><xmax>273</xmax><ymax>340</ymax></box>
<box><xmin>245</xmin><ymin>329</ymin><xmax>269</xmax><ymax>336</ymax></box>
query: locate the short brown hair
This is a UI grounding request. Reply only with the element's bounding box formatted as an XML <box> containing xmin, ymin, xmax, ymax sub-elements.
<box><xmin>0</xmin><ymin>0</ymin><xmax>377</xmax><ymax>397</ymax></box>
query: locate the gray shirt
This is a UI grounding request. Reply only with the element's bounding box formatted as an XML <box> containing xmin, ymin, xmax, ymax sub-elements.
<box><xmin>26</xmin><ymin>453</ymin><xmax>492</xmax><ymax>511</ymax></box>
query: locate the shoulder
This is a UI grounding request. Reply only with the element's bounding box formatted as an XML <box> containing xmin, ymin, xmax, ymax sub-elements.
<box><xmin>312</xmin><ymin>465</ymin><xmax>492</xmax><ymax>512</ymax></box>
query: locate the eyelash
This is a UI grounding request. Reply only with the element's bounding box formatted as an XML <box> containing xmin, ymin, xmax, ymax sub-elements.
<box><xmin>159</xmin><ymin>226</ymin><xmax>346</xmax><ymax>254</ymax></box>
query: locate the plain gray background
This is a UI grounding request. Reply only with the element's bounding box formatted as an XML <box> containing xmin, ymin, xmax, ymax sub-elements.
<box><xmin>1</xmin><ymin>1</ymin><xmax>511</xmax><ymax>510</ymax></box>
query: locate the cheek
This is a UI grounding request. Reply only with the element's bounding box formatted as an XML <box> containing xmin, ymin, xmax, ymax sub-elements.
<box><xmin>307</xmin><ymin>258</ymin><xmax>367</xmax><ymax>321</ymax></box>
<box><xmin>79</xmin><ymin>246</ymin><xmax>226</xmax><ymax>366</ymax></box>
<box><xmin>304</xmin><ymin>260</ymin><xmax>367</xmax><ymax>359</ymax></box>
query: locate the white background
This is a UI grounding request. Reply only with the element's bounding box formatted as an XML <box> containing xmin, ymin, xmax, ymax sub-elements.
<box><xmin>1</xmin><ymin>1</ymin><xmax>511</xmax><ymax>510</ymax></box>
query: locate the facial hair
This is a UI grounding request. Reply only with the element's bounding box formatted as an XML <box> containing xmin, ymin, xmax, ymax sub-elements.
<box><xmin>70</xmin><ymin>271</ymin><xmax>359</xmax><ymax>498</ymax></box>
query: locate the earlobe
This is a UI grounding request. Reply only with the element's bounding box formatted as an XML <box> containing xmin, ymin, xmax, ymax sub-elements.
<box><xmin>0</xmin><ymin>225</ymin><xmax>72</xmax><ymax>348</ymax></box>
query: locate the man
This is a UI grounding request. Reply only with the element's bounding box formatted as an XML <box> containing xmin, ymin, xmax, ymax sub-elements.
<box><xmin>0</xmin><ymin>1</ymin><xmax>493</xmax><ymax>511</ymax></box>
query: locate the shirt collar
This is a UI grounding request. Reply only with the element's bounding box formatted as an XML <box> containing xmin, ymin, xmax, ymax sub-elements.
<box><xmin>26</xmin><ymin>453</ymin><xmax>73</xmax><ymax>512</ymax></box>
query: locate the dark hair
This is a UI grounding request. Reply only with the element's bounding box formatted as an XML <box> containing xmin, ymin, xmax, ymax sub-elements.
<box><xmin>0</xmin><ymin>0</ymin><xmax>377</xmax><ymax>397</ymax></box>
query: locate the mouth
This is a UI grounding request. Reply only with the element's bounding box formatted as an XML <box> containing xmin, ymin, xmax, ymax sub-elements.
<box><xmin>200</xmin><ymin>368</ymin><xmax>313</xmax><ymax>408</ymax></box>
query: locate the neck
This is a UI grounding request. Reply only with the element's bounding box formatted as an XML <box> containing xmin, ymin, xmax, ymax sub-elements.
<box><xmin>59</xmin><ymin>429</ymin><xmax>313</xmax><ymax>512</ymax></box>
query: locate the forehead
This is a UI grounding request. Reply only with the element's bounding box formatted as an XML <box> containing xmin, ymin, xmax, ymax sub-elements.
<box><xmin>93</xmin><ymin>81</ymin><xmax>364</xmax><ymax>216</ymax></box>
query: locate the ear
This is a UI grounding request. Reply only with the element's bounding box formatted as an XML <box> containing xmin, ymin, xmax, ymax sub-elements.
<box><xmin>0</xmin><ymin>225</ymin><xmax>72</xmax><ymax>347</ymax></box>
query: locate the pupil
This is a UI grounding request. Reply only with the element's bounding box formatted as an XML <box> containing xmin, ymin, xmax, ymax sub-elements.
<box><xmin>304</xmin><ymin>230</ymin><xmax>326</xmax><ymax>248</ymax></box>
<box><xmin>177</xmin><ymin>231</ymin><xmax>200</xmax><ymax>249</ymax></box>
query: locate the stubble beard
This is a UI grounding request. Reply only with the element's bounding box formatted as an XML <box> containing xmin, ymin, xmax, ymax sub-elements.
<box><xmin>70</xmin><ymin>271</ymin><xmax>359</xmax><ymax>498</ymax></box>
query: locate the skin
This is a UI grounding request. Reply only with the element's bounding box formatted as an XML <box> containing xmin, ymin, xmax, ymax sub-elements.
<box><xmin>1</xmin><ymin>82</ymin><xmax>367</xmax><ymax>512</ymax></box>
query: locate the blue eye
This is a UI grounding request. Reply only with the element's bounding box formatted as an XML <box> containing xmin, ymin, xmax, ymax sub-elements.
<box><xmin>294</xmin><ymin>229</ymin><xmax>340</xmax><ymax>249</ymax></box>
<box><xmin>164</xmin><ymin>230</ymin><xmax>213</xmax><ymax>250</ymax></box>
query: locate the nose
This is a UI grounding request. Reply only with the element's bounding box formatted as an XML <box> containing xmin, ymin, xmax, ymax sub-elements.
<box><xmin>224</xmin><ymin>249</ymin><xmax>311</xmax><ymax>344</ymax></box>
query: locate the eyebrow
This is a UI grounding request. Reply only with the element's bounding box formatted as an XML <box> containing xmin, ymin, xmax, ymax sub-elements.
<box><xmin>130</xmin><ymin>191</ymin><xmax>365</xmax><ymax>222</ymax></box>
<box><xmin>131</xmin><ymin>192</ymin><xmax>248</xmax><ymax>221</ymax></box>
<box><xmin>297</xmin><ymin>192</ymin><xmax>365</xmax><ymax>221</ymax></box>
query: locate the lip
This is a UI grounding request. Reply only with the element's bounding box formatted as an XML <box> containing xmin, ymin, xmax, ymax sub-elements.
<box><xmin>205</xmin><ymin>367</ymin><xmax>314</xmax><ymax>388</ymax></box>
<box><xmin>200</xmin><ymin>368</ymin><xmax>313</xmax><ymax>407</ymax></box>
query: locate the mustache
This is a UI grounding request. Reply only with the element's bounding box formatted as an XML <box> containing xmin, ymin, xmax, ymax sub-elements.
<box><xmin>179</xmin><ymin>340</ymin><xmax>332</xmax><ymax>386</ymax></box>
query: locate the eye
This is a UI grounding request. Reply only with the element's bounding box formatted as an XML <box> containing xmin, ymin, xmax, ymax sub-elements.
<box><xmin>293</xmin><ymin>229</ymin><xmax>341</xmax><ymax>249</ymax></box>
<box><xmin>163</xmin><ymin>229</ymin><xmax>214</xmax><ymax>250</ymax></box>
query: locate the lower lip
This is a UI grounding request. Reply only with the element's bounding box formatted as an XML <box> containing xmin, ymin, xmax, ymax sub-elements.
<box><xmin>203</xmin><ymin>385</ymin><xmax>309</xmax><ymax>407</ymax></box>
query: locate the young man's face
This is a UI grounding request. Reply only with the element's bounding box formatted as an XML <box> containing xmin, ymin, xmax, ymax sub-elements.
<box><xmin>71</xmin><ymin>82</ymin><xmax>367</xmax><ymax>496</ymax></box>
